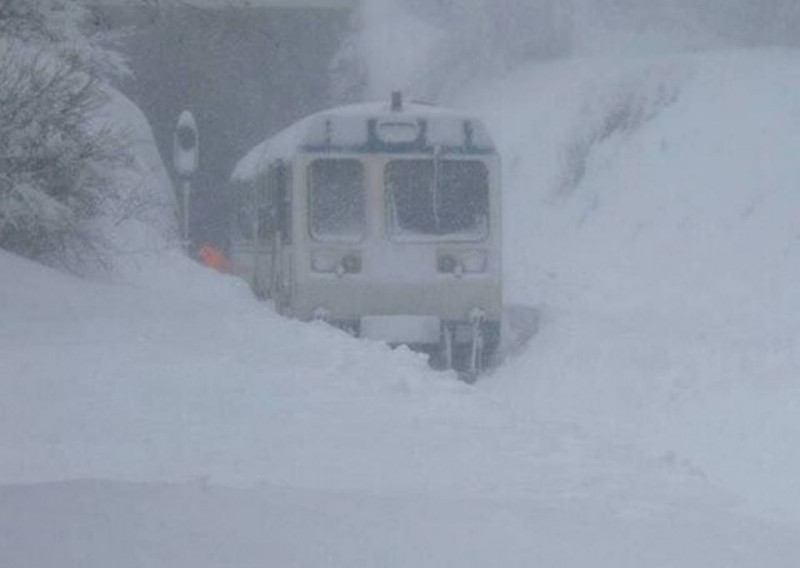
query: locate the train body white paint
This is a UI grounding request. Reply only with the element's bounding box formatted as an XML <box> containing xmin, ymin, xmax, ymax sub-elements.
<box><xmin>230</xmin><ymin>95</ymin><xmax>502</xmax><ymax>373</ymax></box>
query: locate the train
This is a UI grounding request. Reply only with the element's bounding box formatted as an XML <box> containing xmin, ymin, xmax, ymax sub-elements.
<box><xmin>229</xmin><ymin>93</ymin><xmax>502</xmax><ymax>377</ymax></box>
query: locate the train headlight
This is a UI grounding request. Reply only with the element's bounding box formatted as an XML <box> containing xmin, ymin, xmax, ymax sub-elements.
<box><xmin>311</xmin><ymin>250</ymin><xmax>341</xmax><ymax>273</ymax></box>
<box><xmin>377</xmin><ymin>120</ymin><xmax>420</xmax><ymax>144</ymax></box>
<box><xmin>311</xmin><ymin>250</ymin><xmax>362</xmax><ymax>275</ymax></box>
<box><xmin>341</xmin><ymin>254</ymin><xmax>362</xmax><ymax>274</ymax></box>
<box><xmin>437</xmin><ymin>251</ymin><xmax>488</xmax><ymax>275</ymax></box>
<box><xmin>460</xmin><ymin>251</ymin><xmax>488</xmax><ymax>273</ymax></box>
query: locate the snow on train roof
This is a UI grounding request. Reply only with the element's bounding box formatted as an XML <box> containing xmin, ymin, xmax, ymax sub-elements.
<box><xmin>232</xmin><ymin>101</ymin><xmax>496</xmax><ymax>183</ymax></box>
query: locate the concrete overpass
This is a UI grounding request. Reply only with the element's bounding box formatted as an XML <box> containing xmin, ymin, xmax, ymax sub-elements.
<box><xmin>92</xmin><ymin>0</ymin><xmax>358</xmax><ymax>247</ymax></box>
<box><xmin>89</xmin><ymin>0</ymin><xmax>357</xmax><ymax>9</ymax></box>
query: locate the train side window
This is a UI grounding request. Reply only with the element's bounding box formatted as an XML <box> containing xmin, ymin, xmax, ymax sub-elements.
<box><xmin>235</xmin><ymin>181</ymin><xmax>256</xmax><ymax>243</ymax></box>
<box><xmin>308</xmin><ymin>159</ymin><xmax>365</xmax><ymax>241</ymax></box>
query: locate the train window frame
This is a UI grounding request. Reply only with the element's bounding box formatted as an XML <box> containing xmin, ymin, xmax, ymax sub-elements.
<box><xmin>384</xmin><ymin>157</ymin><xmax>490</xmax><ymax>243</ymax></box>
<box><xmin>274</xmin><ymin>160</ymin><xmax>292</xmax><ymax>245</ymax></box>
<box><xmin>307</xmin><ymin>157</ymin><xmax>366</xmax><ymax>243</ymax></box>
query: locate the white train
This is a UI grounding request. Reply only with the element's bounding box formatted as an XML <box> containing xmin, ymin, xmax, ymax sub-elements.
<box><xmin>230</xmin><ymin>93</ymin><xmax>502</xmax><ymax>376</ymax></box>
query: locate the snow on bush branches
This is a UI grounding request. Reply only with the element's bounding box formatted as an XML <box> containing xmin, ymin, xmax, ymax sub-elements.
<box><xmin>0</xmin><ymin>0</ymin><xmax>153</xmax><ymax>273</ymax></box>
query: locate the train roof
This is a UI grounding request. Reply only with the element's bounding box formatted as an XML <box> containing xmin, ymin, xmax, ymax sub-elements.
<box><xmin>232</xmin><ymin>99</ymin><xmax>496</xmax><ymax>183</ymax></box>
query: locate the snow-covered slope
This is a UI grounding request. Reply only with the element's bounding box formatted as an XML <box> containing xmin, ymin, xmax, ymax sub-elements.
<box><xmin>462</xmin><ymin>49</ymin><xmax>800</xmax><ymax>517</ymax></box>
<box><xmin>4</xmin><ymin>48</ymin><xmax>800</xmax><ymax>566</ymax></box>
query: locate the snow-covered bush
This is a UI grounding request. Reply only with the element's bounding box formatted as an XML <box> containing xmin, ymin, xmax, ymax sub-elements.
<box><xmin>0</xmin><ymin>0</ymin><xmax>159</xmax><ymax>273</ymax></box>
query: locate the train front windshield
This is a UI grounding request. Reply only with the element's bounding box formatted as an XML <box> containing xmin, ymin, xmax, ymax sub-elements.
<box><xmin>386</xmin><ymin>159</ymin><xmax>489</xmax><ymax>240</ymax></box>
<box><xmin>309</xmin><ymin>159</ymin><xmax>366</xmax><ymax>241</ymax></box>
<box><xmin>308</xmin><ymin>157</ymin><xmax>490</xmax><ymax>242</ymax></box>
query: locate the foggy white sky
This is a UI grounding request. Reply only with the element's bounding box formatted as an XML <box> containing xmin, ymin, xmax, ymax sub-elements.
<box><xmin>335</xmin><ymin>0</ymin><xmax>800</xmax><ymax>103</ymax></box>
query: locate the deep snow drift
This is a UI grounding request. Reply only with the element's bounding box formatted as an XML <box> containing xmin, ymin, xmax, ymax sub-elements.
<box><xmin>3</xmin><ymin>48</ymin><xmax>800</xmax><ymax>567</ymax></box>
<box><xmin>462</xmin><ymin>49</ymin><xmax>800</xmax><ymax>517</ymax></box>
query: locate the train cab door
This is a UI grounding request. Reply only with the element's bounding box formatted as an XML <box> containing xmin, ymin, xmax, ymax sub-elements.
<box><xmin>265</xmin><ymin>159</ymin><xmax>293</xmax><ymax>314</ymax></box>
<box><xmin>230</xmin><ymin>178</ymin><xmax>262</xmax><ymax>292</ymax></box>
<box><xmin>251</xmin><ymin>173</ymin><xmax>275</xmax><ymax>299</ymax></box>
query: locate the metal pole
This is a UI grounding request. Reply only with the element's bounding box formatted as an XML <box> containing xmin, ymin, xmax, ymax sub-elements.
<box><xmin>182</xmin><ymin>179</ymin><xmax>191</xmax><ymax>250</ymax></box>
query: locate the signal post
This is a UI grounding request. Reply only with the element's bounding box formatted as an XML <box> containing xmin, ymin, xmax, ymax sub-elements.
<box><xmin>173</xmin><ymin>110</ymin><xmax>199</xmax><ymax>251</ymax></box>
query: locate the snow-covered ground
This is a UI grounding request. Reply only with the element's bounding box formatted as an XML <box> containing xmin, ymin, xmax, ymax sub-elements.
<box><xmin>4</xmin><ymin>48</ymin><xmax>800</xmax><ymax>566</ymax></box>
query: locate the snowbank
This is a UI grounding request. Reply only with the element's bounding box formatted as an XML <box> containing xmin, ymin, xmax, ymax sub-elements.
<box><xmin>4</xmin><ymin>245</ymin><xmax>799</xmax><ymax>567</ymax></box>
<box><xmin>0</xmin><ymin>249</ymin><xmax>467</xmax><ymax>488</ymax></box>
<box><xmin>89</xmin><ymin>87</ymin><xmax>178</xmax><ymax>268</ymax></box>
<box><xmin>461</xmin><ymin>49</ymin><xmax>800</xmax><ymax>517</ymax></box>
